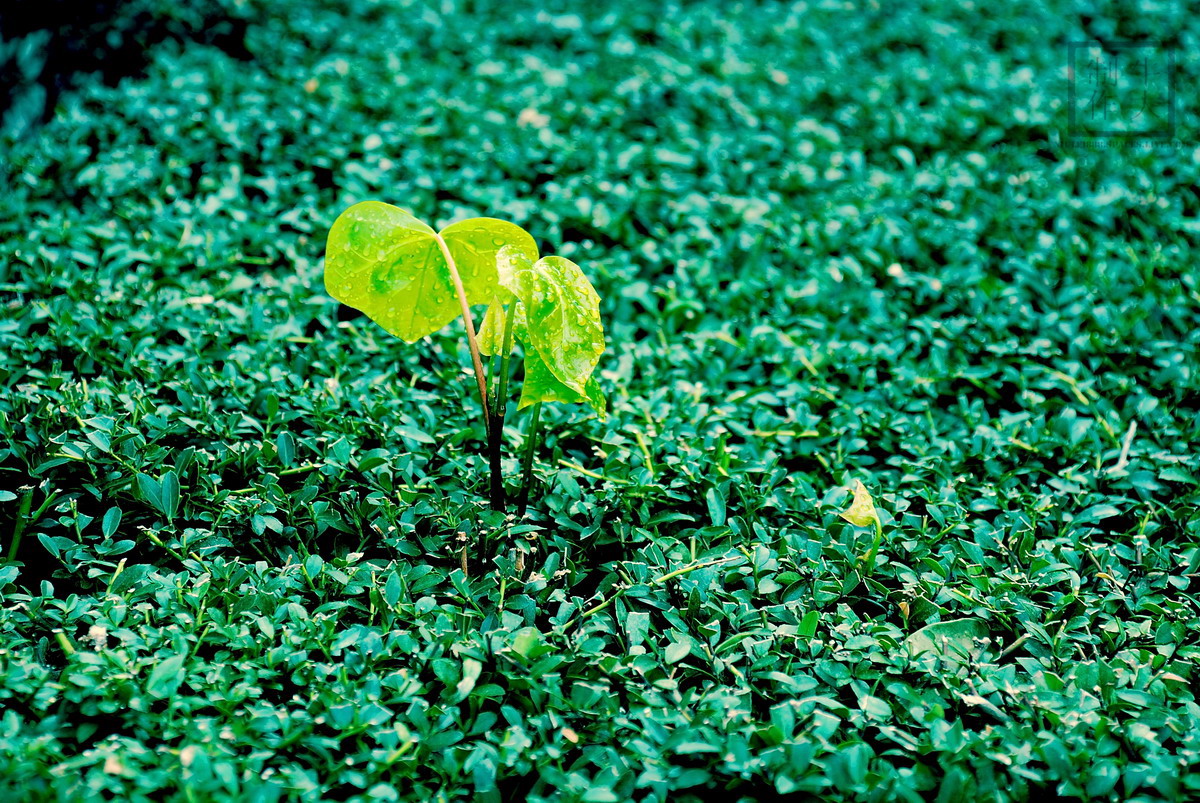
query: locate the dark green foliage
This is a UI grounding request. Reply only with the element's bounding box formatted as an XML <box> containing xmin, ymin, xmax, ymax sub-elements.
<box><xmin>1</xmin><ymin>0</ymin><xmax>1199</xmax><ymax>801</ymax></box>
<box><xmin>0</xmin><ymin>0</ymin><xmax>251</xmax><ymax>135</ymax></box>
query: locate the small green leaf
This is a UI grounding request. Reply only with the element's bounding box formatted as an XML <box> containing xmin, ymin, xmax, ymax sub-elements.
<box><xmin>510</xmin><ymin>627</ymin><xmax>543</xmax><ymax>659</ymax></box>
<box><xmin>706</xmin><ymin>487</ymin><xmax>726</xmax><ymax>527</ymax></box>
<box><xmin>1086</xmin><ymin>760</ymin><xmax>1121</xmax><ymax>797</ymax></box>
<box><xmin>85</xmin><ymin>430</ymin><xmax>111</xmax><ymax>453</ymax></box>
<box><xmin>478</xmin><ymin>303</ymin><xmax>507</xmax><ymax>355</ymax></box>
<box><xmin>276</xmin><ymin>432</ymin><xmax>296</xmax><ymax>467</ymax></box>
<box><xmin>626</xmin><ymin>611</ymin><xmax>651</xmax><ymax>646</ymax></box>
<box><xmin>101</xmin><ymin>507</ymin><xmax>122</xmax><ymax>539</ymax></box>
<box><xmin>904</xmin><ymin>618</ymin><xmax>989</xmax><ymax>663</ymax></box>
<box><xmin>396</xmin><ymin>425</ymin><xmax>436</xmax><ymax>444</ymax></box>
<box><xmin>665</xmin><ymin>639</ymin><xmax>693</xmax><ymax>664</ymax></box>
<box><xmin>328</xmin><ymin>437</ymin><xmax>352</xmax><ymax>464</ymax></box>
<box><xmin>839</xmin><ymin>480</ymin><xmax>879</xmax><ymax>527</ymax></box>
<box><xmin>478</xmin><ymin>302</ymin><xmax>526</xmax><ymax>356</ymax></box>
<box><xmin>159</xmin><ymin>471</ymin><xmax>179</xmax><ymax>521</ymax></box>
<box><xmin>108</xmin><ymin>563</ymin><xmax>153</xmax><ymax>595</ymax></box>
<box><xmin>146</xmin><ymin>653</ymin><xmax>187</xmax><ymax>699</ymax></box>
<box><xmin>798</xmin><ymin>610</ymin><xmax>820</xmax><ymax>639</ymax></box>
<box><xmin>860</xmin><ymin>694</ymin><xmax>892</xmax><ymax>720</ymax></box>
<box><xmin>454</xmin><ymin>658</ymin><xmax>483</xmax><ymax>701</ymax></box>
<box><xmin>383</xmin><ymin>572</ymin><xmax>402</xmax><ymax>607</ymax></box>
<box><xmin>137</xmin><ymin>473</ymin><xmax>161</xmax><ymax>511</ymax></box>
<box><xmin>136</xmin><ymin>470</ymin><xmax>177</xmax><ymax>520</ymax></box>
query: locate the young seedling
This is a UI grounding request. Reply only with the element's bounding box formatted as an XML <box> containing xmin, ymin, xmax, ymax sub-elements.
<box><xmin>478</xmin><ymin>246</ymin><xmax>606</xmax><ymax>514</ymax></box>
<box><xmin>324</xmin><ymin>201</ymin><xmax>537</xmax><ymax>510</ymax></box>
<box><xmin>840</xmin><ymin>480</ymin><xmax>885</xmax><ymax>573</ymax></box>
<box><xmin>324</xmin><ymin>203</ymin><xmax>606</xmax><ymax>517</ymax></box>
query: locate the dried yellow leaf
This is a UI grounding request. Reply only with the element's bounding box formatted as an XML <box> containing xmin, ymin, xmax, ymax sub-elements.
<box><xmin>839</xmin><ymin>480</ymin><xmax>880</xmax><ymax>527</ymax></box>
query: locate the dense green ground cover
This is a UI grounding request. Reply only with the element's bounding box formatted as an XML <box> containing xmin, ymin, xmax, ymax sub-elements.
<box><xmin>2</xmin><ymin>0</ymin><xmax>1199</xmax><ymax>800</ymax></box>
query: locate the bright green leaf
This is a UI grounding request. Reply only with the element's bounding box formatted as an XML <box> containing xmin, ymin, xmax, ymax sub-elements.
<box><xmin>626</xmin><ymin>611</ymin><xmax>651</xmax><ymax>646</ymax></box>
<box><xmin>276</xmin><ymin>432</ymin><xmax>296</xmax><ymax>467</ymax></box>
<box><xmin>324</xmin><ymin>202</ymin><xmax>536</xmax><ymax>342</ymax></box>
<box><xmin>478</xmin><ymin>301</ymin><xmax>526</xmax><ymax>356</ymax></box>
<box><xmin>500</xmin><ymin>249</ymin><xmax>604</xmax><ymax>393</ymax></box>
<box><xmin>798</xmin><ymin>610</ymin><xmax>820</xmax><ymax>639</ymax></box>
<box><xmin>478</xmin><ymin>303</ymin><xmax>505</xmax><ymax>355</ymax></box>
<box><xmin>510</xmin><ymin>627</ymin><xmax>543</xmax><ymax>660</ymax></box>
<box><xmin>859</xmin><ymin>694</ymin><xmax>892</xmax><ymax>720</ymax></box>
<box><xmin>383</xmin><ymin>572</ymin><xmax>402</xmax><ymax>607</ymax></box>
<box><xmin>518</xmin><ymin>349</ymin><xmax>606</xmax><ymax>418</ymax></box>
<box><xmin>440</xmin><ymin>217</ymin><xmax>538</xmax><ymax>307</ymax></box>
<box><xmin>324</xmin><ymin>201</ymin><xmax>445</xmax><ymax>342</ymax></box>
<box><xmin>665</xmin><ymin>639</ymin><xmax>693</xmax><ymax>664</ymax></box>
<box><xmin>159</xmin><ymin>471</ymin><xmax>179</xmax><ymax>521</ymax></box>
<box><xmin>706</xmin><ymin>487</ymin><xmax>726</xmax><ymax>527</ymax></box>
<box><xmin>137</xmin><ymin>473</ymin><xmax>161</xmax><ymax>511</ymax></box>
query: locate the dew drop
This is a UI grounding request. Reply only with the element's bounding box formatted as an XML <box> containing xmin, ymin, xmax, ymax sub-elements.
<box><xmin>370</xmin><ymin>265</ymin><xmax>396</xmax><ymax>294</ymax></box>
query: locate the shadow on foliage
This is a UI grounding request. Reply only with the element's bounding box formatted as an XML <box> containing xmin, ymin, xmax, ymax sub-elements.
<box><xmin>0</xmin><ymin>0</ymin><xmax>252</xmax><ymax>135</ymax></box>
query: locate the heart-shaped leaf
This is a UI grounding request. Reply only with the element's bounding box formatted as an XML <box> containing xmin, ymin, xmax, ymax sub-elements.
<box><xmin>324</xmin><ymin>201</ymin><xmax>537</xmax><ymax>342</ymax></box>
<box><xmin>440</xmin><ymin>217</ymin><xmax>538</xmax><ymax>307</ymax></box>
<box><xmin>484</xmin><ymin>246</ymin><xmax>604</xmax><ymax>387</ymax></box>
<box><xmin>511</xmin><ymin>253</ymin><xmax>604</xmax><ymax>393</ymax></box>
<box><xmin>324</xmin><ymin>202</ymin><xmax>443</xmax><ymax>342</ymax></box>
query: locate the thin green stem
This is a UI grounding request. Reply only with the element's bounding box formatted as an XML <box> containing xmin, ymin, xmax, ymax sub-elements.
<box><xmin>556</xmin><ymin>553</ymin><xmax>744</xmax><ymax>635</ymax></box>
<box><xmin>487</xmin><ymin>303</ymin><xmax>519</xmax><ymax>510</ymax></box>
<box><xmin>495</xmin><ymin>303</ymin><xmax>517</xmax><ymax>421</ymax></box>
<box><xmin>8</xmin><ymin>489</ymin><xmax>60</xmax><ymax>563</ymax></box>
<box><xmin>433</xmin><ymin>232</ymin><xmax>503</xmax><ymax>511</ymax></box>
<box><xmin>488</xmin><ymin>355</ymin><xmax>502</xmax><ymax>417</ymax></box>
<box><xmin>858</xmin><ymin>518</ymin><xmax>885</xmax><ymax>574</ymax></box>
<box><xmin>516</xmin><ymin>402</ymin><xmax>542</xmax><ymax>516</ymax></box>
<box><xmin>433</xmin><ymin>233</ymin><xmax>491</xmax><ymax>428</ymax></box>
<box><xmin>54</xmin><ymin>630</ymin><xmax>77</xmax><ymax>657</ymax></box>
<box><xmin>6</xmin><ymin>489</ymin><xmax>33</xmax><ymax>563</ymax></box>
<box><xmin>556</xmin><ymin>460</ymin><xmax>631</xmax><ymax>485</ymax></box>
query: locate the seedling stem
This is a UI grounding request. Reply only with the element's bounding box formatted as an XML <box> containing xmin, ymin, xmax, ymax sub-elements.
<box><xmin>517</xmin><ymin>402</ymin><xmax>542</xmax><ymax>515</ymax></box>
<box><xmin>433</xmin><ymin>232</ymin><xmax>504</xmax><ymax>510</ymax></box>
